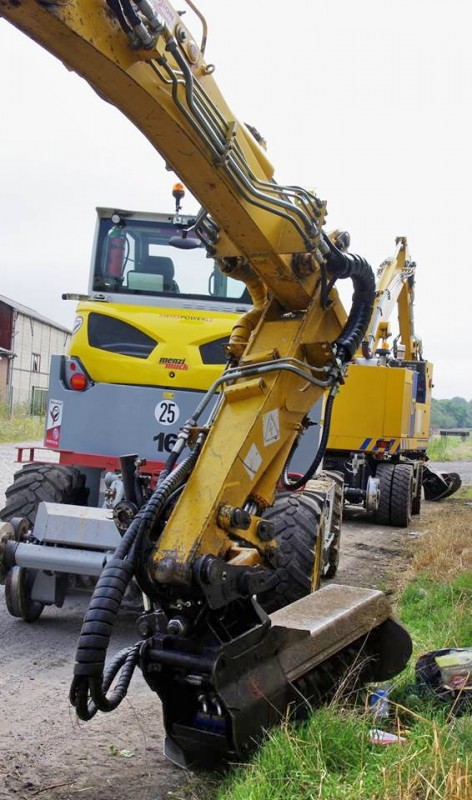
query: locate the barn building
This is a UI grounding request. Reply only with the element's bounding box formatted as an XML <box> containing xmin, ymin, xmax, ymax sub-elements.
<box><xmin>0</xmin><ymin>295</ymin><xmax>71</xmax><ymax>413</ymax></box>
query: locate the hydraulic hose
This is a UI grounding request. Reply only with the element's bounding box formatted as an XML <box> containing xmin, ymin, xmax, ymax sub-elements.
<box><xmin>281</xmin><ymin>387</ymin><xmax>337</xmax><ymax>490</ymax></box>
<box><xmin>106</xmin><ymin>0</ymin><xmax>137</xmax><ymax>33</ymax></box>
<box><xmin>282</xmin><ymin>241</ymin><xmax>375</xmax><ymax>490</ymax></box>
<box><xmin>324</xmin><ymin>236</ymin><xmax>376</xmax><ymax>363</ymax></box>
<box><xmin>70</xmin><ymin>450</ymin><xmax>199</xmax><ymax>721</ymax></box>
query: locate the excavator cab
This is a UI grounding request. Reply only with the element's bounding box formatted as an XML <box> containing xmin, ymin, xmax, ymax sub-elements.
<box><xmin>93</xmin><ymin>208</ymin><xmax>247</xmax><ymax>302</ymax></box>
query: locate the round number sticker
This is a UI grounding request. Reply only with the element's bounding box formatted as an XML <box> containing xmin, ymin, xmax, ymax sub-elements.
<box><xmin>154</xmin><ymin>400</ymin><xmax>180</xmax><ymax>426</ymax></box>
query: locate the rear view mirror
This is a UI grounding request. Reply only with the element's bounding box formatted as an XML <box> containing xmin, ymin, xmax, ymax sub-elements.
<box><xmin>168</xmin><ymin>235</ymin><xmax>201</xmax><ymax>250</ymax></box>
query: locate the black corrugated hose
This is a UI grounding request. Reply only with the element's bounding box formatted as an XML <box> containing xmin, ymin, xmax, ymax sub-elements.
<box><xmin>282</xmin><ymin>239</ymin><xmax>375</xmax><ymax>490</ymax></box>
<box><xmin>326</xmin><ymin>237</ymin><xmax>376</xmax><ymax>364</ymax></box>
<box><xmin>69</xmin><ymin>450</ymin><xmax>199</xmax><ymax>721</ymax></box>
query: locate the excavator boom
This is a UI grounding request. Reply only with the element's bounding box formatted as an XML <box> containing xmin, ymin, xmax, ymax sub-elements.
<box><xmin>325</xmin><ymin>236</ymin><xmax>460</xmax><ymax>517</ymax></box>
<box><xmin>1</xmin><ymin>0</ymin><xmax>325</xmax><ymax>309</ymax></box>
<box><xmin>0</xmin><ymin>0</ymin><xmax>412</xmax><ymax>766</ymax></box>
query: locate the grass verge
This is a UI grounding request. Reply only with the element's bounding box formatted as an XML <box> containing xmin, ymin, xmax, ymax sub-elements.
<box><xmin>215</xmin><ymin>706</ymin><xmax>472</xmax><ymax>800</ymax></box>
<box><xmin>214</xmin><ymin>501</ymin><xmax>472</xmax><ymax>800</ymax></box>
<box><xmin>427</xmin><ymin>435</ymin><xmax>472</xmax><ymax>461</ymax></box>
<box><xmin>0</xmin><ymin>405</ymin><xmax>44</xmax><ymax>444</ymax></box>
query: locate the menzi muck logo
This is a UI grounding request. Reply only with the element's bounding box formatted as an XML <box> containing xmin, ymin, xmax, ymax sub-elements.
<box><xmin>159</xmin><ymin>357</ymin><xmax>189</xmax><ymax>371</ymax></box>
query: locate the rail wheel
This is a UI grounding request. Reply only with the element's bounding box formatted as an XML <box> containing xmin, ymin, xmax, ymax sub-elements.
<box><xmin>373</xmin><ymin>463</ymin><xmax>395</xmax><ymax>525</ymax></box>
<box><xmin>5</xmin><ymin>566</ymin><xmax>44</xmax><ymax>622</ymax></box>
<box><xmin>411</xmin><ymin>491</ymin><xmax>421</xmax><ymax>516</ymax></box>
<box><xmin>0</xmin><ymin>464</ymin><xmax>88</xmax><ymax>527</ymax></box>
<box><xmin>259</xmin><ymin>492</ymin><xmax>324</xmax><ymax>614</ymax></box>
<box><xmin>304</xmin><ymin>471</ymin><xmax>344</xmax><ymax>580</ymax></box>
<box><xmin>390</xmin><ymin>463</ymin><xmax>413</xmax><ymax>527</ymax></box>
<box><xmin>320</xmin><ymin>470</ymin><xmax>344</xmax><ymax>579</ymax></box>
<box><xmin>411</xmin><ymin>464</ymin><xmax>423</xmax><ymax>516</ymax></box>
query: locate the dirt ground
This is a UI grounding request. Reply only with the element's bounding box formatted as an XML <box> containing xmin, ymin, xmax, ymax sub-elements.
<box><xmin>0</xmin><ymin>461</ymin><xmax>470</xmax><ymax>800</ymax></box>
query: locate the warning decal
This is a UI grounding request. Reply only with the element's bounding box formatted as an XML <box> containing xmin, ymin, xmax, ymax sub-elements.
<box><xmin>263</xmin><ymin>409</ymin><xmax>280</xmax><ymax>445</ymax></box>
<box><xmin>150</xmin><ymin>0</ymin><xmax>178</xmax><ymax>28</ymax></box>
<box><xmin>242</xmin><ymin>443</ymin><xmax>262</xmax><ymax>479</ymax></box>
<box><xmin>45</xmin><ymin>399</ymin><xmax>63</xmax><ymax>448</ymax></box>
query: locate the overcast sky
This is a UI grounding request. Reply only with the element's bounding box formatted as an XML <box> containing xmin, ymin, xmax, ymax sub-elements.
<box><xmin>1</xmin><ymin>0</ymin><xmax>471</xmax><ymax>399</ymax></box>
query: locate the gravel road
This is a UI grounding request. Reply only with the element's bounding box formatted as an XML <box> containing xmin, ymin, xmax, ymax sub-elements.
<box><xmin>0</xmin><ymin>445</ymin><xmax>187</xmax><ymax>800</ymax></box>
<box><xmin>425</xmin><ymin>460</ymin><xmax>472</xmax><ymax>484</ymax></box>
<box><xmin>0</xmin><ymin>445</ymin><xmax>470</xmax><ymax>800</ymax></box>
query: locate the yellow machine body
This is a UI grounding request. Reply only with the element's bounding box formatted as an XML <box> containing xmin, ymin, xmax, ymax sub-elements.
<box><xmin>322</xmin><ymin>235</ymin><xmax>456</xmax><ymax>526</ymax></box>
<box><xmin>73</xmin><ymin>300</ymin><xmax>239</xmax><ymax>391</ymax></box>
<box><xmin>328</xmin><ymin>361</ymin><xmax>432</xmax><ymax>455</ymax></box>
<box><xmin>328</xmin><ymin>236</ymin><xmax>431</xmax><ymax>457</ymax></box>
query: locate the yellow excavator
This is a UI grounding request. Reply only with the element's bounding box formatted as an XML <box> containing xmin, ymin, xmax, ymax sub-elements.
<box><xmin>0</xmin><ymin>0</ymin><xmax>413</xmax><ymax>766</ymax></box>
<box><xmin>325</xmin><ymin>236</ymin><xmax>461</xmax><ymax>524</ymax></box>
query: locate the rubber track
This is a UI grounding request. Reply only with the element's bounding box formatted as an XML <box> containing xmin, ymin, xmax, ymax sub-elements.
<box><xmin>0</xmin><ymin>464</ymin><xmax>88</xmax><ymax>526</ymax></box>
<box><xmin>260</xmin><ymin>492</ymin><xmax>323</xmax><ymax>614</ymax></box>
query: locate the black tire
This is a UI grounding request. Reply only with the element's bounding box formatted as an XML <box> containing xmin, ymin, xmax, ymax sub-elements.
<box><xmin>373</xmin><ymin>463</ymin><xmax>395</xmax><ymax>525</ymax></box>
<box><xmin>259</xmin><ymin>492</ymin><xmax>324</xmax><ymax>614</ymax></box>
<box><xmin>0</xmin><ymin>464</ymin><xmax>88</xmax><ymax>527</ymax></box>
<box><xmin>390</xmin><ymin>464</ymin><xmax>413</xmax><ymax>528</ymax></box>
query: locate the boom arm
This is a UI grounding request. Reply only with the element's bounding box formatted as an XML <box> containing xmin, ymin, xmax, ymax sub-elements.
<box><xmin>1</xmin><ymin>0</ymin><xmax>411</xmax><ymax>767</ymax></box>
<box><xmin>2</xmin><ymin>0</ymin><xmax>328</xmax><ymax>309</ymax></box>
<box><xmin>1</xmin><ymin>0</ymin><xmax>375</xmax><ymax>581</ymax></box>
<box><xmin>362</xmin><ymin>236</ymin><xmax>422</xmax><ymax>360</ymax></box>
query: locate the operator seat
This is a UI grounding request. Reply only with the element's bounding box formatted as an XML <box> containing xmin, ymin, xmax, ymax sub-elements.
<box><xmin>126</xmin><ymin>255</ymin><xmax>179</xmax><ymax>292</ymax></box>
<box><xmin>140</xmin><ymin>256</ymin><xmax>179</xmax><ymax>292</ymax></box>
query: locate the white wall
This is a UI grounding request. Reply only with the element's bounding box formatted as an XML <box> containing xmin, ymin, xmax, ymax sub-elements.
<box><xmin>10</xmin><ymin>312</ymin><xmax>70</xmax><ymax>409</ymax></box>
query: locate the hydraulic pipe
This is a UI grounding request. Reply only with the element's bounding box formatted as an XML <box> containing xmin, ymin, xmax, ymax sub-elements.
<box><xmin>6</xmin><ymin>541</ymin><xmax>109</xmax><ymax>576</ymax></box>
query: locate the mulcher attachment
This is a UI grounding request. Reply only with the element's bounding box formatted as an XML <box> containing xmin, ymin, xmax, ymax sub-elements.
<box><xmin>141</xmin><ymin>584</ymin><xmax>412</xmax><ymax>768</ymax></box>
<box><xmin>422</xmin><ymin>465</ymin><xmax>462</xmax><ymax>501</ymax></box>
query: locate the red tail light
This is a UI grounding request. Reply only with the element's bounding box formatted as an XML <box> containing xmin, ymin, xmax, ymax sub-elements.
<box><xmin>70</xmin><ymin>372</ymin><xmax>89</xmax><ymax>391</ymax></box>
<box><xmin>64</xmin><ymin>357</ymin><xmax>91</xmax><ymax>391</ymax></box>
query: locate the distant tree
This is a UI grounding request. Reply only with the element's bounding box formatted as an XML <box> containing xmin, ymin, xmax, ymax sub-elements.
<box><xmin>448</xmin><ymin>398</ymin><xmax>468</xmax><ymax>427</ymax></box>
<box><xmin>431</xmin><ymin>397</ymin><xmax>471</xmax><ymax>428</ymax></box>
<box><xmin>431</xmin><ymin>401</ymin><xmax>450</xmax><ymax>428</ymax></box>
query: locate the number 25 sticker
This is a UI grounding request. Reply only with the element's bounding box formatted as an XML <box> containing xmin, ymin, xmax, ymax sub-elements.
<box><xmin>154</xmin><ymin>400</ymin><xmax>180</xmax><ymax>426</ymax></box>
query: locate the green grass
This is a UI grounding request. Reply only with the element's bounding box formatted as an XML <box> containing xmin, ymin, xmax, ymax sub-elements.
<box><xmin>453</xmin><ymin>486</ymin><xmax>472</xmax><ymax>501</ymax></box>
<box><xmin>427</xmin><ymin>435</ymin><xmax>472</xmax><ymax>461</ymax></box>
<box><xmin>399</xmin><ymin>573</ymin><xmax>472</xmax><ymax>656</ymax></box>
<box><xmin>216</xmin><ymin>708</ymin><xmax>472</xmax><ymax>800</ymax></box>
<box><xmin>0</xmin><ymin>404</ymin><xmax>44</xmax><ymax>444</ymax></box>
<box><xmin>215</xmin><ymin>572</ymin><xmax>472</xmax><ymax>800</ymax></box>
